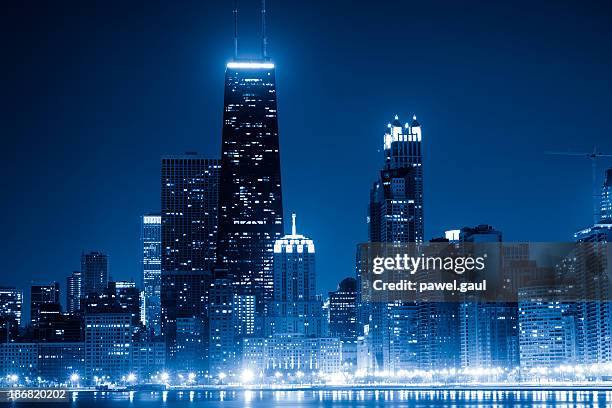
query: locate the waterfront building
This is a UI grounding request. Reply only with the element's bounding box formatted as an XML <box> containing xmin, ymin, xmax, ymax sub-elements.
<box><xmin>243</xmin><ymin>334</ymin><xmax>342</xmax><ymax>375</ymax></box>
<box><xmin>518</xmin><ymin>285</ymin><xmax>577</xmax><ymax>370</ymax></box>
<box><xmin>456</xmin><ymin>225</ymin><xmax>519</xmax><ymax>369</ymax></box>
<box><xmin>175</xmin><ymin>317</ymin><xmax>206</xmax><ymax>374</ymax></box>
<box><xmin>208</xmin><ymin>277</ymin><xmax>238</xmax><ymax>375</ymax></box>
<box><xmin>573</xmin><ymin>168</ymin><xmax>612</xmax><ymax>365</ymax></box>
<box><xmin>84</xmin><ymin>313</ymin><xmax>132</xmax><ymax>383</ymax></box>
<box><xmin>131</xmin><ymin>341</ymin><xmax>166</xmax><ymax>381</ymax></box>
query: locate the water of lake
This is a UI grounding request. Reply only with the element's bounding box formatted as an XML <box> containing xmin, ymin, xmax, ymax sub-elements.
<box><xmin>5</xmin><ymin>389</ymin><xmax>612</xmax><ymax>407</ymax></box>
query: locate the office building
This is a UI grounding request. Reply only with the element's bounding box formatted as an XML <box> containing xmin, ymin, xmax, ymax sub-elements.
<box><xmin>217</xmin><ymin>60</ymin><xmax>285</xmax><ymax>314</ymax></box>
<box><xmin>329</xmin><ymin>277</ymin><xmax>358</xmax><ymax>339</ymax></box>
<box><xmin>84</xmin><ymin>313</ymin><xmax>132</xmax><ymax>383</ymax></box>
<box><xmin>30</xmin><ymin>282</ymin><xmax>60</xmax><ymax>326</ymax></box>
<box><xmin>268</xmin><ymin>214</ymin><xmax>323</xmax><ymax>336</ymax></box>
<box><xmin>160</xmin><ymin>154</ymin><xmax>219</xmax><ymax>366</ymax></box>
<box><xmin>142</xmin><ymin>214</ymin><xmax>162</xmax><ymax>335</ymax></box>
<box><xmin>243</xmin><ymin>334</ymin><xmax>342</xmax><ymax>375</ymax></box>
<box><xmin>81</xmin><ymin>252</ymin><xmax>108</xmax><ymax>296</ymax></box>
<box><xmin>518</xmin><ymin>285</ymin><xmax>577</xmax><ymax>370</ymax></box>
<box><xmin>66</xmin><ymin>271</ymin><xmax>82</xmax><ymax>314</ymax></box>
<box><xmin>0</xmin><ymin>287</ymin><xmax>23</xmax><ymax>327</ymax></box>
<box><xmin>358</xmin><ymin>115</ymin><xmax>423</xmax><ymax>374</ymax></box>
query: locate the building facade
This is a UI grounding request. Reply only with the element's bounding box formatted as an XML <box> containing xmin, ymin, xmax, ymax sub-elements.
<box><xmin>66</xmin><ymin>271</ymin><xmax>82</xmax><ymax>314</ymax></box>
<box><xmin>160</xmin><ymin>154</ymin><xmax>219</xmax><ymax>367</ymax></box>
<box><xmin>142</xmin><ymin>214</ymin><xmax>162</xmax><ymax>335</ymax></box>
<box><xmin>217</xmin><ymin>61</ymin><xmax>284</xmax><ymax>316</ymax></box>
<box><xmin>81</xmin><ymin>252</ymin><xmax>108</xmax><ymax>297</ymax></box>
<box><xmin>30</xmin><ymin>282</ymin><xmax>60</xmax><ymax>326</ymax></box>
<box><xmin>268</xmin><ymin>214</ymin><xmax>323</xmax><ymax>337</ymax></box>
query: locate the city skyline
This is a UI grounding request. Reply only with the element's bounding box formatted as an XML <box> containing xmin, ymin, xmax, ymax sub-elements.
<box><xmin>2</xmin><ymin>1</ymin><xmax>612</xmax><ymax>393</ymax></box>
<box><xmin>3</xmin><ymin>0</ymin><xmax>612</xmax><ymax>304</ymax></box>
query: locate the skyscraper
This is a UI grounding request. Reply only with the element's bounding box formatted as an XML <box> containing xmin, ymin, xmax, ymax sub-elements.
<box><xmin>458</xmin><ymin>225</ymin><xmax>519</xmax><ymax>369</ymax></box>
<box><xmin>369</xmin><ymin>115</ymin><xmax>424</xmax><ymax>243</ymax></box>
<box><xmin>160</xmin><ymin>154</ymin><xmax>219</xmax><ymax>367</ymax></box>
<box><xmin>141</xmin><ymin>214</ymin><xmax>161</xmax><ymax>335</ymax></box>
<box><xmin>358</xmin><ymin>115</ymin><xmax>423</xmax><ymax>373</ymax></box>
<box><xmin>216</xmin><ymin>60</ymin><xmax>284</xmax><ymax>314</ymax></box>
<box><xmin>66</xmin><ymin>271</ymin><xmax>81</xmax><ymax>314</ymax></box>
<box><xmin>0</xmin><ymin>287</ymin><xmax>23</xmax><ymax>326</ymax></box>
<box><xmin>573</xmin><ymin>168</ymin><xmax>612</xmax><ymax>365</ymax></box>
<box><xmin>30</xmin><ymin>282</ymin><xmax>60</xmax><ymax>325</ymax></box>
<box><xmin>81</xmin><ymin>252</ymin><xmax>108</xmax><ymax>296</ymax></box>
<box><xmin>161</xmin><ymin>155</ymin><xmax>220</xmax><ymax>274</ymax></box>
<box><xmin>329</xmin><ymin>277</ymin><xmax>358</xmax><ymax>339</ymax></box>
<box><xmin>600</xmin><ymin>168</ymin><xmax>612</xmax><ymax>223</ymax></box>
<box><xmin>268</xmin><ymin>214</ymin><xmax>323</xmax><ymax>336</ymax></box>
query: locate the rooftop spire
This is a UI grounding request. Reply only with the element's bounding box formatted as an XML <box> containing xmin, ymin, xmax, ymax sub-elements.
<box><xmin>291</xmin><ymin>213</ymin><xmax>297</xmax><ymax>235</ymax></box>
<box><xmin>233</xmin><ymin>0</ymin><xmax>239</xmax><ymax>59</ymax></box>
<box><xmin>261</xmin><ymin>0</ymin><xmax>268</xmax><ymax>59</ymax></box>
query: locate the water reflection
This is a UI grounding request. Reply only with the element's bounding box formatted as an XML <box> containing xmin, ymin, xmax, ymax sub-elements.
<box><xmin>57</xmin><ymin>389</ymin><xmax>612</xmax><ymax>407</ymax></box>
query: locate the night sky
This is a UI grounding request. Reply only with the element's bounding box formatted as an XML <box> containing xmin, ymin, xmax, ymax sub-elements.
<box><xmin>2</xmin><ymin>0</ymin><xmax>612</xmax><ymax>309</ymax></box>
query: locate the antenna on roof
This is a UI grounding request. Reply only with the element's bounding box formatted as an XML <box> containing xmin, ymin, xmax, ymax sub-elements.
<box><xmin>233</xmin><ymin>0</ymin><xmax>239</xmax><ymax>59</ymax></box>
<box><xmin>261</xmin><ymin>0</ymin><xmax>268</xmax><ymax>59</ymax></box>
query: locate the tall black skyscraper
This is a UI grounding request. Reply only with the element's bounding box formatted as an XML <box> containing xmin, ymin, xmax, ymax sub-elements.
<box><xmin>216</xmin><ymin>58</ymin><xmax>284</xmax><ymax>310</ymax></box>
<box><xmin>81</xmin><ymin>251</ymin><xmax>108</xmax><ymax>296</ymax></box>
<box><xmin>160</xmin><ymin>154</ymin><xmax>220</xmax><ymax>366</ymax></box>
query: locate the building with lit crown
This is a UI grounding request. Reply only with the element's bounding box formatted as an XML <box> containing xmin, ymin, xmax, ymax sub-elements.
<box><xmin>141</xmin><ymin>214</ymin><xmax>161</xmax><ymax>335</ymax></box>
<box><xmin>216</xmin><ymin>61</ymin><xmax>284</xmax><ymax>318</ymax></box>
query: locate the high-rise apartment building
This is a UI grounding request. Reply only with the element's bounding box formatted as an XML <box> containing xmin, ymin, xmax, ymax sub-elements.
<box><xmin>141</xmin><ymin>214</ymin><xmax>161</xmax><ymax>334</ymax></box>
<box><xmin>160</xmin><ymin>154</ymin><xmax>219</xmax><ymax>366</ymax></box>
<box><xmin>66</xmin><ymin>271</ymin><xmax>82</xmax><ymax>314</ymax></box>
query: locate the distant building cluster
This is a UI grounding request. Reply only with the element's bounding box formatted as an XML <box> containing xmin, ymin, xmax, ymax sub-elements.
<box><xmin>2</xmin><ymin>52</ymin><xmax>612</xmax><ymax>387</ymax></box>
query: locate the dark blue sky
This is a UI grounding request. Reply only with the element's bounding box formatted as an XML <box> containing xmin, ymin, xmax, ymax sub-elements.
<box><xmin>2</xmin><ymin>0</ymin><xmax>612</xmax><ymax>303</ymax></box>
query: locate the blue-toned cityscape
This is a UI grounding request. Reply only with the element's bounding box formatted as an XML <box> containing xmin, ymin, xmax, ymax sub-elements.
<box><xmin>3</xmin><ymin>2</ymin><xmax>612</xmax><ymax>405</ymax></box>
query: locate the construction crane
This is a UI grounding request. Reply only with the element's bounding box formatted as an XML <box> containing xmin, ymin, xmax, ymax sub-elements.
<box><xmin>546</xmin><ymin>147</ymin><xmax>612</xmax><ymax>224</ymax></box>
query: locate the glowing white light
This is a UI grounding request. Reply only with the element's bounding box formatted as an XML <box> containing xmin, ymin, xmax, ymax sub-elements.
<box><xmin>70</xmin><ymin>373</ymin><xmax>80</xmax><ymax>382</ymax></box>
<box><xmin>241</xmin><ymin>369</ymin><xmax>254</xmax><ymax>383</ymax></box>
<box><xmin>126</xmin><ymin>373</ymin><xmax>137</xmax><ymax>383</ymax></box>
<box><xmin>188</xmin><ymin>373</ymin><xmax>196</xmax><ymax>381</ymax></box>
<box><xmin>160</xmin><ymin>372</ymin><xmax>170</xmax><ymax>382</ymax></box>
<box><xmin>227</xmin><ymin>62</ymin><xmax>275</xmax><ymax>69</ymax></box>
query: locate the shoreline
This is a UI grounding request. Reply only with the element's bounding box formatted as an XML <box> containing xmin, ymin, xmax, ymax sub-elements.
<box><xmin>64</xmin><ymin>384</ymin><xmax>612</xmax><ymax>392</ymax></box>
